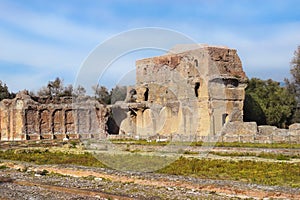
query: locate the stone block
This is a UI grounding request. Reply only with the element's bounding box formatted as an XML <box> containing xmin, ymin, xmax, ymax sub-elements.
<box><xmin>41</xmin><ymin>134</ymin><xmax>54</xmax><ymax>140</ymax></box>
<box><xmin>254</xmin><ymin>135</ymin><xmax>272</xmax><ymax>143</ymax></box>
<box><xmin>222</xmin><ymin>135</ymin><xmax>239</xmax><ymax>142</ymax></box>
<box><xmin>222</xmin><ymin>121</ymin><xmax>257</xmax><ymax>135</ymax></box>
<box><xmin>289</xmin><ymin>123</ymin><xmax>300</xmax><ymax>136</ymax></box>
<box><xmin>28</xmin><ymin>134</ymin><xmax>41</xmax><ymax>140</ymax></box>
<box><xmin>258</xmin><ymin>125</ymin><xmax>277</xmax><ymax>135</ymax></box>
<box><xmin>239</xmin><ymin>135</ymin><xmax>254</xmax><ymax>143</ymax></box>
<box><xmin>289</xmin><ymin>123</ymin><xmax>300</xmax><ymax>130</ymax></box>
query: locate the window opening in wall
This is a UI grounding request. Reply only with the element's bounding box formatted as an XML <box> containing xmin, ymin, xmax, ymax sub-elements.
<box><xmin>194</xmin><ymin>59</ymin><xmax>198</xmax><ymax>67</ymax></box>
<box><xmin>222</xmin><ymin>113</ymin><xmax>229</xmax><ymax>126</ymax></box>
<box><xmin>224</xmin><ymin>79</ymin><xmax>239</xmax><ymax>87</ymax></box>
<box><xmin>144</xmin><ymin>88</ymin><xmax>149</xmax><ymax>101</ymax></box>
<box><xmin>194</xmin><ymin>82</ymin><xmax>200</xmax><ymax>97</ymax></box>
<box><xmin>129</xmin><ymin>89</ymin><xmax>137</xmax><ymax>102</ymax></box>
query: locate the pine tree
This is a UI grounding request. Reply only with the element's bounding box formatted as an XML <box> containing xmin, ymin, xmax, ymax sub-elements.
<box><xmin>0</xmin><ymin>81</ymin><xmax>14</xmax><ymax>101</ymax></box>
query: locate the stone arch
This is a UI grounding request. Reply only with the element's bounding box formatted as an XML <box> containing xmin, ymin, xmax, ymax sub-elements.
<box><xmin>40</xmin><ymin>109</ymin><xmax>50</xmax><ymax>134</ymax></box>
<box><xmin>144</xmin><ymin>88</ymin><xmax>149</xmax><ymax>101</ymax></box>
<box><xmin>26</xmin><ymin>108</ymin><xmax>38</xmax><ymax>134</ymax></box>
<box><xmin>156</xmin><ymin>107</ymin><xmax>168</xmax><ymax>134</ymax></box>
<box><xmin>53</xmin><ymin>109</ymin><xmax>63</xmax><ymax>133</ymax></box>
<box><xmin>142</xmin><ymin>108</ymin><xmax>155</xmax><ymax>136</ymax></box>
<box><xmin>222</xmin><ymin>113</ymin><xmax>229</xmax><ymax>126</ymax></box>
<box><xmin>78</xmin><ymin>109</ymin><xmax>89</xmax><ymax>133</ymax></box>
<box><xmin>194</xmin><ymin>59</ymin><xmax>198</xmax><ymax>67</ymax></box>
<box><xmin>129</xmin><ymin>88</ymin><xmax>137</xmax><ymax>102</ymax></box>
<box><xmin>65</xmin><ymin>110</ymin><xmax>75</xmax><ymax>134</ymax></box>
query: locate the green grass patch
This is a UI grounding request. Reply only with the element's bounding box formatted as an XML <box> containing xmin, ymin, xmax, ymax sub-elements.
<box><xmin>93</xmin><ymin>152</ymin><xmax>177</xmax><ymax>172</ymax></box>
<box><xmin>210</xmin><ymin>151</ymin><xmax>300</xmax><ymax>160</ymax></box>
<box><xmin>1</xmin><ymin>148</ymin><xmax>299</xmax><ymax>187</ymax></box>
<box><xmin>110</xmin><ymin>139</ymin><xmax>300</xmax><ymax>149</ymax></box>
<box><xmin>0</xmin><ymin>150</ymin><xmax>105</xmax><ymax>168</ymax></box>
<box><xmin>157</xmin><ymin>157</ymin><xmax>300</xmax><ymax>187</ymax></box>
<box><xmin>214</xmin><ymin>142</ymin><xmax>300</xmax><ymax>149</ymax></box>
<box><xmin>0</xmin><ymin>165</ymin><xmax>8</xmax><ymax>170</ymax></box>
<box><xmin>109</xmin><ymin>139</ymin><xmax>170</xmax><ymax>146</ymax></box>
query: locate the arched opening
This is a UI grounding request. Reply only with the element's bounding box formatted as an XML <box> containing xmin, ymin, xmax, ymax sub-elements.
<box><xmin>129</xmin><ymin>89</ymin><xmax>137</xmax><ymax>102</ymax></box>
<box><xmin>194</xmin><ymin>82</ymin><xmax>200</xmax><ymax>97</ymax></box>
<box><xmin>224</xmin><ymin>79</ymin><xmax>239</xmax><ymax>87</ymax></box>
<box><xmin>222</xmin><ymin>113</ymin><xmax>229</xmax><ymax>126</ymax></box>
<box><xmin>130</xmin><ymin>88</ymin><xmax>137</xmax><ymax>95</ymax></box>
<box><xmin>144</xmin><ymin>88</ymin><xmax>149</xmax><ymax>101</ymax></box>
<box><xmin>194</xmin><ymin>59</ymin><xmax>198</xmax><ymax>67</ymax></box>
<box><xmin>107</xmin><ymin>116</ymin><xmax>119</xmax><ymax>134</ymax></box>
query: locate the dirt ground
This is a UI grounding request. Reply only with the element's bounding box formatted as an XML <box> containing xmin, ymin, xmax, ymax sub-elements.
<box><xmin>0</xmin><ymin>160</ymin><xmax>299</xmax><ymax>200</ymax></box>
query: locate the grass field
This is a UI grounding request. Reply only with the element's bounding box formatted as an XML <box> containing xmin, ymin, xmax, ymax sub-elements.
<box><xmin>110</xmin><ymin>139</ymin><xmax>300</xmax><ymax>149</ymax></box>
<box><xmin>0</xmin><ymin>148</ymin><xmax>299</xmax><ymax>188</ymax></box>
<box><xmin>209</xmin><ymin>151</ymin><xmax>300</xmax><ymax>160</ymax></box>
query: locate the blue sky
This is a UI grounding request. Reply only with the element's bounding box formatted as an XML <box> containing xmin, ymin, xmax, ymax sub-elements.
<box><xmin>0</xmin><ymin>0</ymin><xmax>299</xmax><ymax>92</ymax></box>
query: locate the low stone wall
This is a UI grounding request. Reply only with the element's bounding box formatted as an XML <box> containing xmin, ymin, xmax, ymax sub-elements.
<box><xmin>221</xmin><ymin>122</ymin><xmax>300</xmax><ymax>143</ymax></box>
<box><xmin>108</xmin><ymin>121</ymin><xmax>300</xmax><ymax>144</ymax></box>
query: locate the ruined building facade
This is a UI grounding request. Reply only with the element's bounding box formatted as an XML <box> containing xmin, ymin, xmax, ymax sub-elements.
<box><xmin>0</xmin><ymin>91</ymin><xmax>108</xmax><ymax>141</ymax></box>
<box><xmin>118</xmin><ymin>44</ymin><xmax>247</xmax><ymax>139</ymax></box>
<box><xmin>0</xmin><ymin>44</ymin><xmax>251</xmax><ymax>141</ymax></box>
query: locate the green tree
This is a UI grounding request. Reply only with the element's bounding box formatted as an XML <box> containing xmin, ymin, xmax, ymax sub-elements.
<box><xmin>37</xmin><ymin>77</ymin><xmax>84</xmax><ymax>97</ymax></box>
<box><xmin>244</xmin><ymin>78</ymin><xmax>296</xmax><ymax>128</ymax></box>
<box><xmin>0</xmin><ymin>81</ymin><xmax>14</xmax><ymax>101</ymax></box>
<box><xmin>92</xmin><ymin>84</ymin><xmax>111</xmax><ymax>104</ymax></box>
<box><xmin>38</xmin><ymin>77</ymin><xmax>63</xmax><ymax>97</ymax></box>
<box><xmin>48</xmin><ymin>77</ymin><xmax>64</xmax><ymax>97</ymax></box>
<box><xmin>285</xmin><ymin>45</ymin><xmax>300</xmax><ymax>122</ymax></box>
<box><xmin>73</xmin><ymin>85</ymin><xmax>86</xmax><ymax>97</ymax></box>
<box><xmin>243</xmin><ymin>93</ymin><xmax>266</xmax><ymax>125</ymax></box>
<box><xmin>110</xmin><ymin>85</ymin><xmax>127</xmax><ymax>104</ymax></box>
<box><xmin>60</xmin><ymin>84</ymin><xmax>73</xmax><ymax>97</ymax></box>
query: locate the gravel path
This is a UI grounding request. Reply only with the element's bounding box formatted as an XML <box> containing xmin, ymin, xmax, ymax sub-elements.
<box><xmin>1</xmin><ymin>161</ymin><xmax>299</xmax><ymax>200</ymax></box>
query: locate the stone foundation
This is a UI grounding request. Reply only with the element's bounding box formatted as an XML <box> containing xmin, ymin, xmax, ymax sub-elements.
<box><xmin>221</xmin><ymin>122</ymin><xmax>300</xmax><ymax>143</ymax></box>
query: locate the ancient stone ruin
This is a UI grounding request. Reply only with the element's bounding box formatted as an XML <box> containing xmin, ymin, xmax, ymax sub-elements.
<box><xmin>1</xmin><ymin>44</ymin><xmax>299</xmax><ymax>143</ymax></box>
<box><xmin>0</xmin><ymin>91</ymin><xmax>108</xmax><ymax>141</ymax></box>
<box><xmin>117</xmin><ymin>44</ymin><xmax>247</xmax><ymax>140</ymax></box>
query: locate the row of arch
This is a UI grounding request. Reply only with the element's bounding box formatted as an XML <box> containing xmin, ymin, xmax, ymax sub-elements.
<box><xmin>25</xmin><ymin>108</ymin><xmax>100</xmax><ymax>135</ymax></box>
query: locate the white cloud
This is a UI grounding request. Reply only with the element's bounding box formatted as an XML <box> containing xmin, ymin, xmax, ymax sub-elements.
<box><xmin>0</xmin><ymin>0</ymin><xmax>299</xmax><ymax>93</ymax></box>
<box><xmin>178</xmin><ymin>21</ymin><xmax>300</xmax><ymax>81</ymax></box>
<box><xmin>0</xmin><ymin>1</ymin><xmax>111</xmax><ymax>45</ymax></box>
<box><xmin>0</xmin><ymin>29</ymin><xmax>86</xmax><ymax>69</ymax></box>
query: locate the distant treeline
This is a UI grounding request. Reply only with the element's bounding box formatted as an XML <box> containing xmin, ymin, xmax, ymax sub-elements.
<box><xmin>0</xmin><ymin>77</ymin><xmax>127</xmax><ymax>105</ymax></box>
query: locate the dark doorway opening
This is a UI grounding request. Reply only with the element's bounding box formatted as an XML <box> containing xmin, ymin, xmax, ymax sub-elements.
<box><xmin>144</xmin><ymin>88</ymin><xmax>149</xmax><ymax>101</ymax></box>
<box><xmin>194</xmin><ymin>82</ymin><xmax>200</xmax><ymax>97</ymax></box>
